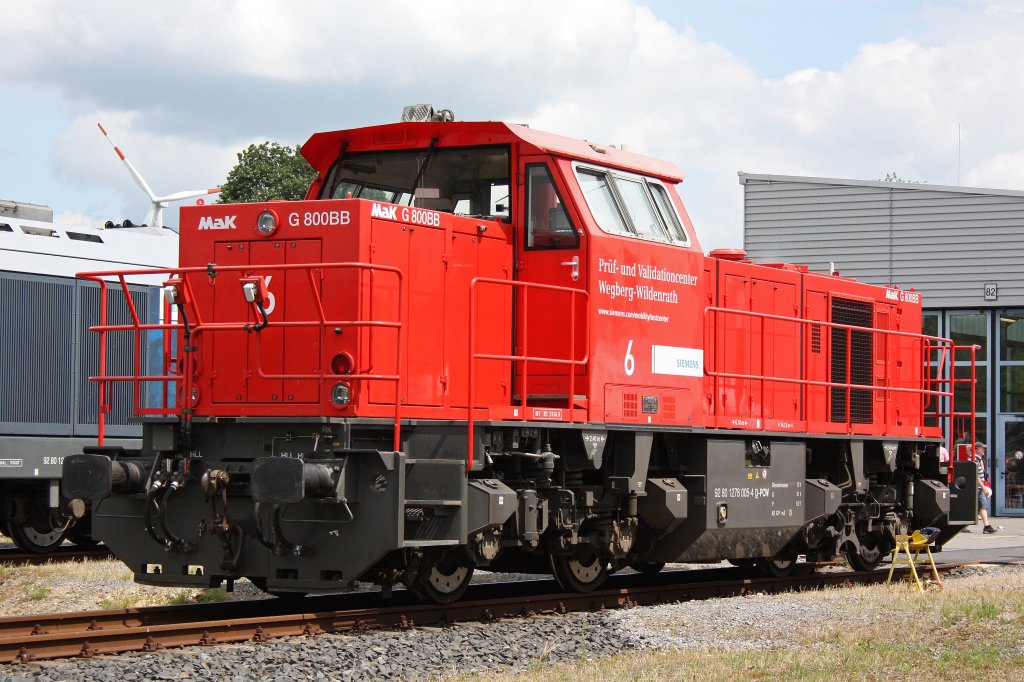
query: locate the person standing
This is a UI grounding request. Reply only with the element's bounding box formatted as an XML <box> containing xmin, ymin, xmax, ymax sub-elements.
<box><xmin>974</xmin><ymin>442</ymin><xmax>997</xmax><ymax>534</ymax></box>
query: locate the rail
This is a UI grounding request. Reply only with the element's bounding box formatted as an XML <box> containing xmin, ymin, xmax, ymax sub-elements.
<box><xmin>0</xmin><ymin>561</ymin><xmax>963</xmax><ymax>664</ymax></box>
<box><xmin>77</xmin><ymin>262</ymin><xmax>404</xmax><ymax>451</ymax></box>
<box><xmin>467</xmin><ymin>277</ymin><xmax>589</xmax><ymax>472</ymax></box>
<box><xmin>704</xmin><ymin>306</ymin><xmax>976</xmax><ymax>455</ymax></box>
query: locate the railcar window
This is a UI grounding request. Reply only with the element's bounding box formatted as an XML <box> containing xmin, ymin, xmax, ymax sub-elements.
<box><xmin>649</xmin><ymin>182</ymin><xmax>688</xmax><ymax>243</ymax></box>
<box><xmin>577</xmin><ymin>170</ymin><xmax>630</xmax><ymax>235</ymax></box>
<box><xmin>525</xmin><ymin>164</ymin><xmax>577</xmax><ymax>249</ymax></box>
<box><xmin>66</xmin><ymin>232</ymin><xmax>104</xmax><ymax>243</ymax></box>
<box><xmin>321</xmin><ymin>146</ymin><xmax>511</xmax><ymax>219</ymax></box>
<box><xmin>20</xmin><ymin>225</ymin><xmax>58</xmax><ymax>238</ymax></box>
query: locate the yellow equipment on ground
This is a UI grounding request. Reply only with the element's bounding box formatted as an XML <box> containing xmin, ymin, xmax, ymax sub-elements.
<box><xmin>886</xmin><ymin>527</ymin><xmax>943</xmax><ymax>591</ymax></box>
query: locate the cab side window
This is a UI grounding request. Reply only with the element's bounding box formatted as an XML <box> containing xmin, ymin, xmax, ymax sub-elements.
<box><xmin>574</xmin><ymin>164</ymin><xmax>689</xmax><ymax>245</ymax></box>
<box><xmin>525</xmin><ymin>164</ymin><xmax>578</xmax><ymax>249</ymax></box>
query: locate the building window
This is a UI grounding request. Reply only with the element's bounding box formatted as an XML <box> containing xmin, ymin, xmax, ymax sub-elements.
<box><xmin>1000</xmin><ymin>311</ymin><xmax>1024</xmax><ymax>414</ymax></box>
<box><xmin>1000</xmin><ymin>313</ymin><xmax>1024</xmax><ymax>362</ymax></box>
<box><xmin>948</xmin><ymin>311</ymin><xmax>989</xmax><ymax>446</ymax></box>
<box><xmin>950</xmin><ymin>312</ymin><xmax>988</xmax><ymax>362</ymax></box>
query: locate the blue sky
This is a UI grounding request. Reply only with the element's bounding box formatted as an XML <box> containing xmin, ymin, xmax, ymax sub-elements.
<box><xmin>640</xmin><ymin>1</ymin><xmax>929</xmax><ymax>77</ymax></box>
<box><xmin>0</xmin><ymin>0</ymin><xmax>1021</xmax><ymax>251</ymax></box>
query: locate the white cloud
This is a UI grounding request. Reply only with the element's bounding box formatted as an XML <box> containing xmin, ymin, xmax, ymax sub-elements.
<box><xmin>963</xmin><ymin>147</ymin><xmax>1024</xmax><ymax>190</ymax></box>
<box><xmin>52</xmin><ymin>210</ymin><xmax>105</xmax><ymax>229</ymax></box>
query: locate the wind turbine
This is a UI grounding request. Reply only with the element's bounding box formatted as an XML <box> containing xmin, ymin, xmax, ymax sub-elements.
<box><xmin>98</xmin><ymin>122</ymin><xmax>221</xmax><ymax>228</ymax></box>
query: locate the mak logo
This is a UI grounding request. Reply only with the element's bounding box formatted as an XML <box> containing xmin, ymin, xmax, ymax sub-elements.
<box><xmin>370</xmin><ymin>203</ymin><xmax>398</xmax><ymax>220</ymax></box>
<box><xmin>198</xmin><ymin>216</ymin><xmax>237</xmax><ymax>231</ymax></box>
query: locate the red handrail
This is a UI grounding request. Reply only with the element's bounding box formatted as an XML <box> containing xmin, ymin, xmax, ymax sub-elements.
<box><xmin>704</xmin><ymin>305</ymin><xmax>975</xmax><ymax>442</ymax></box>
<box><xmin>467</xmin><ymin>277</ymin><xmax>589</xmax><ymax>472</ymax></box>
<box><xmin>78</xmin><ymin>261</ymin><xmax>404</xmax><ymax>452</ymax></box>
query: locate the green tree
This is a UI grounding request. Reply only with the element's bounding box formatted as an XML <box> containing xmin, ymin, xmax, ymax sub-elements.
<box><xmin>879</xmin><ymin>172</ymin><xmax>926</xmax><ymax>184</ymax></box>
<box><xmin>218</xmin><ymin>142</ymin><xmax>317</xmax><ymax>204</ymax></box>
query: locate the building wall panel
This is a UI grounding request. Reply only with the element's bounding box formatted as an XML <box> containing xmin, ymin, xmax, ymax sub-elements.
<box><xmin>742</xmin><ymin>174</ymin><xmax>1024</xmax><ymax>308</ymax></box>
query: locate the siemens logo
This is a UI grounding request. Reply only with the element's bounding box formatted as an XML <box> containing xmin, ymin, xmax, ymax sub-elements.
<box><xmin>652</xmin><ymin>345</ymin><xmax>704</xmax><ymax>377</ymax></box>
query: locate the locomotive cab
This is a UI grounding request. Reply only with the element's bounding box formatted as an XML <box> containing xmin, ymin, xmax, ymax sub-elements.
<box><xmin>63</xmin><ymin>117</ymin><xmax>976</xmax><ymax>603</ymax></box>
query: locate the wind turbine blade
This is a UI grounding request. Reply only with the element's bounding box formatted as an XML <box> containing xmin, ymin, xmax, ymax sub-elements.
<box><xmin>97</xmin><ymin>122</ymin><xmax>158</xmax><ymax>201</ymax></box>
<box><xmin>155</xmin><ymin>188</ymin><xmax>222</xmax><ymax>203</ymax></box>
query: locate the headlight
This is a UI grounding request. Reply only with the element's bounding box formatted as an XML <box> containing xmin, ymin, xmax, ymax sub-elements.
<box><xmin>331</xmin><ymin>382</ymin><xmax>351</xmax><ymax>407</ymax></box>
<box><xmin>256</xmin><ymin>210</ymin><xmax>278</xmax><ymax>236</ymax></box>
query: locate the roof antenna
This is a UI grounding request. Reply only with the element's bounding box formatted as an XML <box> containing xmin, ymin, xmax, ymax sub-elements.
<box><xmin>98</xmin><ymin>122</ymin><xmax>221</xmax><ymax>227</ymax></box>
<box><xmin>956</xmin><ymin>122</ymin><xmax>961</xmax><ymax>186</ymax></box>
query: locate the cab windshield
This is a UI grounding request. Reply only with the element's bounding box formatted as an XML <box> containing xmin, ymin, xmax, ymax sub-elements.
<box><xmin>320</xmin><ymin>145</ymin><xmax>511</xmax><ymax>219</ymax></box>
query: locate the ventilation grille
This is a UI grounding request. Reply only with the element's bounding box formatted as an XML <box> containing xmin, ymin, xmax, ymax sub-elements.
<box><xmin>0</xmin><ymin>274</ymin><xmax>158</xmax><ymax>437</ymax></box>
<box><xmin>0</xmin><ymin>274</ymin><xmax>76</xmax><ymax>433</ymax></box>
<box><xmin>811</xmin><ymin>324</ymin><xmax>822</xmax><ymax>354</ymax></box>
<box><xmin>623</xmin><ymin>393</ymin><xmax>638</xmax><ymax>419</ymax></box>
<box><xmin>662</xmin><ymin>395</ymin><xmax>676</xmax><ymax>422</ymax></box>
<box><xmin>830</xmin><ymin>297</ymin><xmax>874</xmax><ymax>423</ymax></box>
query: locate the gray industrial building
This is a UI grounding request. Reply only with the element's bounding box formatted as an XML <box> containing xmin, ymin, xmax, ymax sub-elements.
<box><xmin>741</xmin><ymin>172</ymin><xmax>1024</xmax><ymax>517</ymax></box>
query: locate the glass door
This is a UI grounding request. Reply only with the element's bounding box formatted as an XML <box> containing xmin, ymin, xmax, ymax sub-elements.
<box><xmin>995</xmin><ymin>415</ymin><xmax>1024</xmax><ymax>515</ymax></box>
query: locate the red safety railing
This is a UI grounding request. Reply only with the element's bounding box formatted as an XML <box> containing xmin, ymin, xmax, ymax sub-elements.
<box><xmin>934</xmin><ymin>342</ymin><xmax>979</xmax><ymax>481</ymax></box>
<box><xmin>467</xmin><ymin>277</ymin><xmax>589</xmax><ymax>472</ymax></box>
<box><xmin>77</xmin><ymin>261</ymin><xmax>404</xmax><ymax>451</ymax></box>
<box><xmin>704</xmin><ymin>306</ymin><xmax>976</xmax><ymax>454</ymax></box>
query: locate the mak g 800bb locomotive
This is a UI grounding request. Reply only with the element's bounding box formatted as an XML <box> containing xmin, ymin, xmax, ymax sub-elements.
<box><xmin>64</xmin><ymin>110</ymin><xmax>978</xmax><ymax>602</ymax></box>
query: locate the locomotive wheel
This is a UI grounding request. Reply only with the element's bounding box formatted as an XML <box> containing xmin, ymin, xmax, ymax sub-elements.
<box><xmin>66</xmin><ymin>517</ymin><xmax>99</xmax><ymax>547</ymax></box>
<box><xmin>756</xmin><ymin>554</ymin><xmax>796</xmax><ymax>578</ymax></box>
<box><xmin>630</xmin><ymin>561</ymin><xmax>666</xmax><ymax>575</ymax></box>
<box><xmin>66</xmin><ymin>527</ymin><xmax>99</xmax><ymax>547</ymax></box>
<box><xmin>550</xmin><ymin>546</ymin><xmax>609</xmax><ymax>592</ymax></box>
<box><xmin>8</xmin><ymin>519</ymin><xmax>68</xmax><ymax>554</ymax></box>
<box><xmin>845</xmin><ymin>531</ymin><xmax>885</xmax><ymax>571</ymax></box>
<box><xmin>413</xmin><ymin>550</ymin><xmax>475</xmax><ymax>604</ymax></box>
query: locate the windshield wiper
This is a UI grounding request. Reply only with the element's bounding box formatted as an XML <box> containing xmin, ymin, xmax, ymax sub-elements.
<box><xmin>409</xmin><ymin>137</ymin><xmax>439</xmax><ymax>196</ymax></box>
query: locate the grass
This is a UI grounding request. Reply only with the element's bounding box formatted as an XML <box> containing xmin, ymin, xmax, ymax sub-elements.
<box><xmin>166</xmin><ymin>587</ymin><xmax>230</xmax><ymax>606</ymax></box>
<box><xmin>941</xmin><ymin>596</ymin><xmax>1002</xmax><ymax>625</ymax></box>
<box><xmin>23</xmin><ymin>584</ymin><xmax>50</xmax><ymax>600</ymax></box>
<box><xmin>168</xmin><ymin>590</ymin><xmax>194</xmax><ymax>605</ymax></box>
<box><xmin>454</xmin><ymin>568</ymin><xmax>1024</xmax><ymax>682</ymax></box>
<box><xmin>0</xmin><ymin>555</ymin><xmax>264</xmax><ymax>616</ymax></box>
<box><xmin>195</xmin><ymin>587</ymin><xmax>229</xmax><ymax>603</ymax></box>
<box><xmin>99</xmin><ymin>592</ymin><xmax>141</xmax><ymax>610</ymax></box>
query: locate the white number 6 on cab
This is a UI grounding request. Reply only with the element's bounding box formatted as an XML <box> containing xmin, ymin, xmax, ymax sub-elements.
<box><xmin>624</xmin><ymin>339</ymin><xmax>635</xmax><ymax>376</ymax></box>
<box><xmin>263</xmin><ymin>275</ymin><xmax>276</xmax><ymax>315</ymax></box>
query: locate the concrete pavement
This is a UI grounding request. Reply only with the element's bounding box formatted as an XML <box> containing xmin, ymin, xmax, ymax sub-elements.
<box><xmin>938</xmin><ymin>515</ymin><xmax>1024</xmax><ymax>563</ymax></box>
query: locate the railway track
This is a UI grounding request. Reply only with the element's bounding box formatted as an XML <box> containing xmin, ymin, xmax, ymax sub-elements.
<box><xmin>0</xmin><ymin>563</ymin><xmax>958</xmax><ymax>664</ymax></box>
<box><xmin>0</xmin><ymin>546</ymin><xmax>112</xmax><ymax>567</ymax></box>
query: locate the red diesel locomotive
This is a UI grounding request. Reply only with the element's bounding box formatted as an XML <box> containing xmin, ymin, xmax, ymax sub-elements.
<box><xmin>64</xmin><ymin>111</ymin><xmax>978</xmax><ymax>602</ymax></box>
